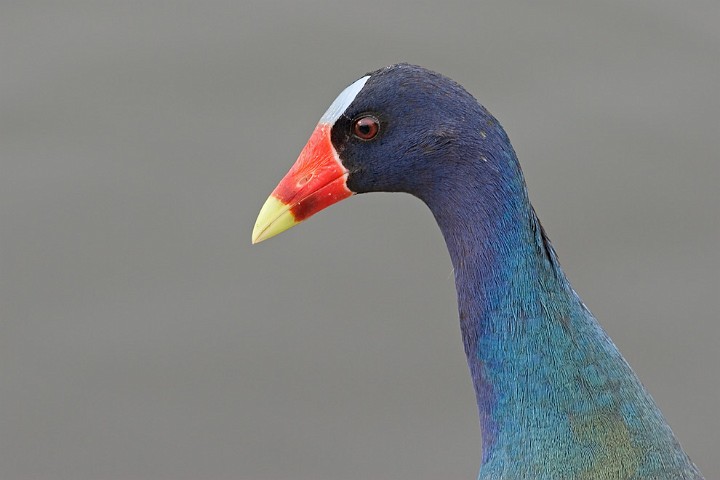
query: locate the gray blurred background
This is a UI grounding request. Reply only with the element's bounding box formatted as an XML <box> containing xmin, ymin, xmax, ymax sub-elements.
<box><xmin>1</xmin><ymin>1</ymin><xmax>718</xmax><ymax>479</ymax></box>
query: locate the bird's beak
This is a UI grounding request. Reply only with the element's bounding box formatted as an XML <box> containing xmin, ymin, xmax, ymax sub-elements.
<box><xmin>252</xmin><ymin>123</ymin><xmax>353</xmax><ymax>244</ymax></box>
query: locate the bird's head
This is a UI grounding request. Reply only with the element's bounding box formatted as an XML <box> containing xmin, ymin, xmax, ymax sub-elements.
<box><xmin>252</xmin><ymin>64</ymin><xmax>514</xmax><ymax>244</ymax></box>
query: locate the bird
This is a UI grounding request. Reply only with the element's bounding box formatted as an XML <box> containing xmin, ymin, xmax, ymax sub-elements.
<box><xmin>252</xmin><ymin>64</ymin><xmax>704</xmax><ymax>479</ymax></box>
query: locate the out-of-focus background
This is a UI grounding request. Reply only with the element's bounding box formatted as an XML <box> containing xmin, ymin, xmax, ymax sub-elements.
<box><xmin>1</xmin><ymin>2</ymin><xmax>718</xmax><ymax>479</ymax></box>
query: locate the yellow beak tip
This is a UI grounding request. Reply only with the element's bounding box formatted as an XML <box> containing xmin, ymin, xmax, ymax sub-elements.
<box><xmin>251</xmin><ymin>196</ymin><xmax>299</xmax><ymax>245</ymax></box>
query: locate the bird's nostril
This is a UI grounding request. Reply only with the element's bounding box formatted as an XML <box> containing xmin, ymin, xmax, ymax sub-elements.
<box><xmin>297</xmin><ymin>174</ymin><xmax>313</xmax><ymax>187</ymax></box>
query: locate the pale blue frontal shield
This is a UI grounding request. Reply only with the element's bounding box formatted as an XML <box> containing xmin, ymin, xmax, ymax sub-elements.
<box><xmin>319</xmin><ymin>75</ymin><xmax>370</xmax><ymax>124</ymax></box>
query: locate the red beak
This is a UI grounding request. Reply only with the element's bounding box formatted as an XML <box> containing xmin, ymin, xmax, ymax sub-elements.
<box><xmin>252</xmin><ymin>123</ymin><xmax>353</xmax><ymax>243</ymax></box>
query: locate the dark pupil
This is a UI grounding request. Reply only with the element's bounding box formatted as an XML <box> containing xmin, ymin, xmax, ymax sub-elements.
<box><xmin>358</xmin><ymin>122</ymin><xmax>372</xmax><ymax>135</ymax></box>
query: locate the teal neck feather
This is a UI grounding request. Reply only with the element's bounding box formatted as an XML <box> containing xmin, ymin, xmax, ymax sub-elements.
<box><xmin>420</xmin><ymin>137</ymin><xmax>703</xmax><ymax>479</ymax></box>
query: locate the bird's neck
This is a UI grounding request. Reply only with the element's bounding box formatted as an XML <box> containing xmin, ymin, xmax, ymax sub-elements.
<box><xmin>427</xmin><ymin>170</ymin><xmax>576</xmax><ymax>461</ymax></box>
<box><xmin>421</xmin><ymin>154</ymin><xmax>698</xmax><ymax>477</ymax></box>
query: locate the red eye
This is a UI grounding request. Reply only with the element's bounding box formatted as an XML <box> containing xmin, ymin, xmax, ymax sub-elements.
<box><xmin>352</xmin><ymin>115</ymin><xmax>380</xmax><ymax>140</ymax></box>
